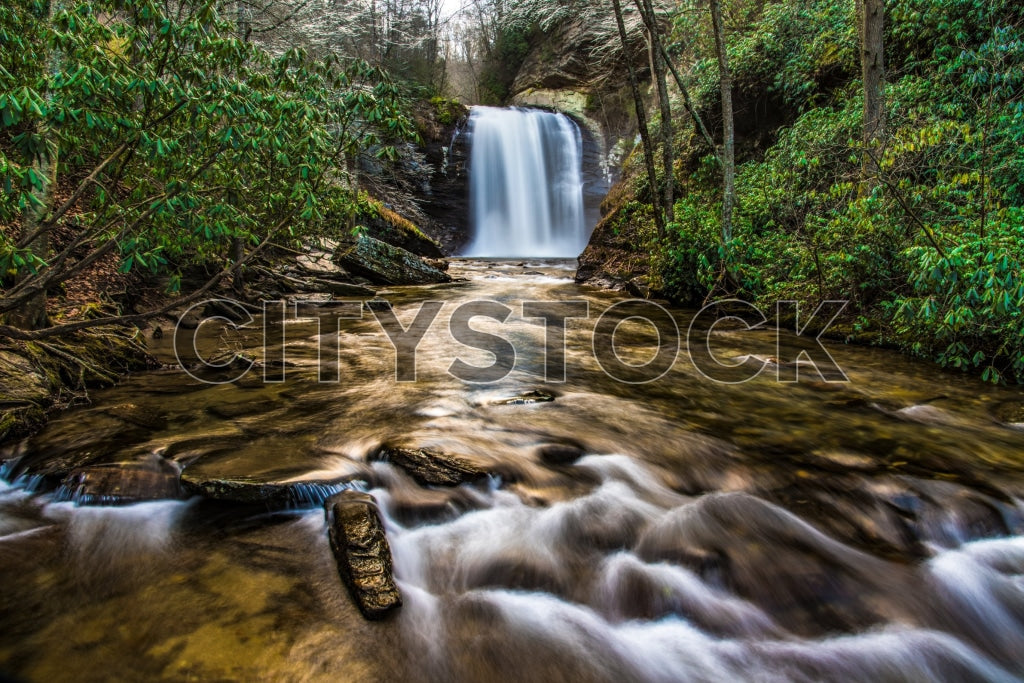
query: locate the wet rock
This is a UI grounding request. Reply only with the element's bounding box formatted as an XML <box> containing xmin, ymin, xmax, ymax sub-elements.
<box><xmin>180</xmin><ymin>459</ymin><xmax>370</xmax><ymax>508</ymax></box>
<box><xmin>324</xmin><ymin>491</ymin><xmax>402</xmax><ymax>619</ymax></box>
<box><xmin>333</xmin><ymin>235</ymin><xmax>451</xmax><ymax>286</ymax></box>
<box><xmin>768</xmin><ymin>480</ymin><xmax>927</xmax><ymax>561</ymax></box>
<box><xmin>56</xmin><ymin>458</ymin><xmax>184</xmax><ymax>506</ymax></box>
<box><xmin>900</xmin><ymin>478</ymin><xmax>1015</xmax><ymax>546</ymax></box>
<box><xmin>103</xmin><ymin>403</ymin><xmax>168</xmax><ymax>430</ymax></box>
<box><xmin>373</xmin><ymin>445</ymin><xmax>486</xmax><ymax>487</ymax></box>
<box><xmin>636</xmin><ymin>492</ymin><xmax>917</xmax><ymax>635</ymax></box>
<box><xmin>491</xmin><ymin>390</ymin><xmax>556</xmax><ymax>406</ymax></box>
<box><xmin>385</xmin><ymin>486</ymin><xmax>488</xmax><ymax>526</ymax></box>
<box><xmin>9</xmin><ymin>415</ymin><xmax>148</xmax><ymax>489</ymax></box>
<box><xmin>364</xmin><ymin>298</ymin><xmax>392</xmax><ymax>312</ymax></box>
<box><xmin>424</xmin><ymin>258</ymin><xmax>449</xmax><ymax>272</ymax></box>
<box><xmin>993</xmin><ymin>400</ymin><xmax>1024</xmax><ymax>427</ymax></box>
<box><xmin>537</xmin><ymin>443</ymin><xmax>585</xmax><ymax>466</ymax></box>
<box><xmin>417</xmin><ymin>106</ymin><xmax>471</xmax><ymax>254</ymax></box>
<box><xmin>170</xmin><ymin>305</ymin><xmax>205</xmax><ymax>330</ymax></box>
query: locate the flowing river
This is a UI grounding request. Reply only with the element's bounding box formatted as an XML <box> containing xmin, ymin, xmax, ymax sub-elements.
<box><xmin>2</xmin><ymin>259</ymin><xmax>1024</xmax><ymax>681</ymax></box>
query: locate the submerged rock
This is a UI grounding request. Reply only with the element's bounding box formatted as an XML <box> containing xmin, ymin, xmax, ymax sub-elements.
<box><xmin>536</xmin><ymin>443</ymin><xmax>585</xmax><ymax>466</ymax></box>
<box><xmin>373</xmin><ymin>445</ymin><xmax>486</xmax><ymax>487</ymax></box>
<box><xmin>324</xmin><ymin>491</ymin><xmax>402</xmax><ymax>620</ymax></box>
<box><xmin>333</xmin><ymin>235</ymin><xmax>451</xmax><ymax>286</ymax></box>
<box><xmin>491</xmin><ymin>390</ymin><xmax>556</xmax><ymax>406</ymax></box>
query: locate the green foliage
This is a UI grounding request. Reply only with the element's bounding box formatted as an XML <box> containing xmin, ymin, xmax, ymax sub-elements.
<box><xmin>680</xmin><ymin>0</ymin><xmax>858</xmax><ymax>113</ymax></box>
<box><xmin>0</xmin><ymin>0</ymin><xmax>414</xmax><ymax>300</ymax></box>
<box><xmin>654</xmin><ymin>0</ymin><xmax>1024</xmax><ymax>381</ymax></box>
<box><xmin>430</xmin><ymin>96</ymin><xmax>462</xmax><ymax>126</ymax></box>
<box><xmin>477</xmin><ymin>23</ymin><xmax>532</xmax><ymax>105</ymax></box>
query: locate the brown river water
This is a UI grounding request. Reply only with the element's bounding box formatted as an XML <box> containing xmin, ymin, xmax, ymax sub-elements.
<box><xmin>2</xmin><ymin>259</ymin><xmax>1024</xmax><ymax>681</ymax></box>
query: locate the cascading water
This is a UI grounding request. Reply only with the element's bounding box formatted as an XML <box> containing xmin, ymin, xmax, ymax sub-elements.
<box><xmin>462</xmin><ymin>107</ymin><xmax>588</xmax><ymax>258</ymax></box>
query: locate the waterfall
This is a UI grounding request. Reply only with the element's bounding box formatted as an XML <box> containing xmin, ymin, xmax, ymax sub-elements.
<box><xmin>462</xmin><ymin>107</ymin><xmax>588</xmax><ymax>258</ymax></box>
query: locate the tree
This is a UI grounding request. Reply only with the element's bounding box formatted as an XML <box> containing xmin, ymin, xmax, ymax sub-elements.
<box><xmin>0</xmin><ymin>0</ymin><xmax>414</xmax><ymax>340</ymax></box>
<box><xmin>633</xmin><ymin>0</ymin><xmax>674</xmax><ymax>225</ymax></box>
<box><xmin>611</xmin><ymin>0</ymin><xmax>665</xmax><ymax>235</ymax></box>
<box><xmin>709</xmin><ymin>0</ymin><xmax>735</xmax><ymax>245</ymax></box>
<box><xmin>859</xmin><ymin>0</ymin><xmax>885</xmax><ymax>188</ymax></box>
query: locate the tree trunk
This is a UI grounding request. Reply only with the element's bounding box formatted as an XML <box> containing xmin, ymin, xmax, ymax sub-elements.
<box><xmin>710</xmin><ymin>0</ymin><xmax>735</xmax><ymax>245</ymax></box>
<box><xmin>634</xmin><ymin>0</ymin><xmax>674</xmax><ymax>225</ymax></box>
<box><xmin>611</xmin><ymin>0</ymin><xmax>664</xmax><ymax>236</ymax></box>
<box><xmin>860</xmin><ymin>0</ymin><xmax>886</xmax><ymax>188</ymax></box>
<box><xmin>7</xmin><ymin>0</ymin><xmax>62</xmax><ymax>331</ymax></box>
<box><xmin>7</xmin><ymin>154</ymin><xmax>55</xmax><ymax>330</ymax></box>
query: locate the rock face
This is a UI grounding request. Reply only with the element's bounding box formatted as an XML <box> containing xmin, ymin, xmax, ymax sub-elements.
<box><xmin>362</xmin><ymin>213</ymin><xmax>445</xmax><ymax>259</ymax></box>
<box><xmin>574</xmin><ymin>184</ymin><xmax>654</xmax><ymax>291</ymax></box>
<box><xmin>324</xmin><ymin>491</ymin><xmax>402</xmax><ymax>620</ymax></box>
<box><xmin>373</xmin><ymin>445</ymin><xmax>486</xmax><ymax>487</ymax></box>
<box><xmin>416</xmin><ymin>104</ymin><xmax>471</xmax><ymax>255</ymax></box>
<box><xmin>333</xmin><ymin>235</ymin><xmax>452</xmax><ymax>287</ymax></box>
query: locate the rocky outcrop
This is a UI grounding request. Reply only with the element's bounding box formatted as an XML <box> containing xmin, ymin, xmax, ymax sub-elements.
<box><xmin>324</xmin><ymin>490</ymin><xmax>402</xmax><ymax>620</ymax></box>
<box><xmin>416</xmin><ymin>106</ymin><xmax>471</xmax><ymax>255</ymax></box>
<box><xmin>361</xmin><ymin>205</ymin><xmax>444</xmax><ymax>259</ymax></box>
<box><xmin>360</xmin><ymin>99</ymin><xmax>471</xmax><ymax>256</ymax></box>
<box><xmin>574</xmin><ymin>187</ymin><xmax>654</xmax><ymax>292</ymax></box>
<box><xmin>333</xmin><ymin>235</ymin><xmax>452</xmax><ymax>287</ymax></box>
<box><xmin>372</xmin><ymin>445</ymin><xmax>486</xmax><ymax>487</ymax></box>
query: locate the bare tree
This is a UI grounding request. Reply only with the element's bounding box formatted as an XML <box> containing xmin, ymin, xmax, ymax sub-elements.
<box><xmin>611</xmin><ymin>0</ymin><xmax>664</xmax><ymax>236</ymax></box>
<box><xmin>633</xmin><ymin>0</ymin><xmax>674</xmax><ymax>225</ymax></box>
<box><xmin>709</xmin><ymin>0</ymin><xmax>735</xmax><ymax>245</ymax></box>
<box><xmin>860</xmin><ymin>0</ymin><xmax>885</xmax><ymax>189</ymax></box>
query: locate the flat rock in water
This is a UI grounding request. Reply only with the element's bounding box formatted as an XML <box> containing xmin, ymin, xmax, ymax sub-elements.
<box><xmin>373</xmin><ymin>445</ymin><xmax>486</xmax><ymax>487</ymax></box>
<box><xmin>491</xmin><ymin>390</ymin><xmax>556</xmax><ymax>406</ymax></box>
<box><xmin>180</xmin><ymin>456</ymin><xmax>370</xmax><ymax>508</ymax></box>
<box><xmin>57</xmin><ymin>459</ymin><xmax>184</xmax><ymax>506</ymax></box>
<box><xmin>333</xmin><ymin>235</ymin><xmax>451</xmax><ymax>286</ymax></box>
<box><xmin>324</xmin><ymin>491</ymin><xmax>402</xmax><ymax>620</ymax></box>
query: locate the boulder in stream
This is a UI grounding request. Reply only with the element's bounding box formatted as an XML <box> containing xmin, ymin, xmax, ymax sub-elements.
<box><xmin>333</xmin><ymin>235</ymin><xmax>451</xmax><ymax>286</ymax></box>
<box><xmin>373</xmin><ymin>445</ymin><xmax>486</xmax><ymax>487</ymax></box>
<box><xmin>324</xmin><ymin>490</ymin><xmax>402</xmax><ymax>620</ymax></box>
<box><xmin>536</xmin><ymin>443</ymin><xmax>585</xmax><ymax>466</ymax></box>
<box><xmin>56</xmin><ymin>458</ymin><xmax>184</xmax><ymax>506</ymax></box>
<box><xmin>180</xmin><ymin>467</ymin><xmax>370</xmax><ymax>508</ymax></box>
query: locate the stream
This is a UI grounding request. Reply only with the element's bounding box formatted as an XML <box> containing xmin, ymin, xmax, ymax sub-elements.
<box><xmin>2</xmin><ymin>259</ymin><xmax>1024</xmax><ymax>681</ymax></box>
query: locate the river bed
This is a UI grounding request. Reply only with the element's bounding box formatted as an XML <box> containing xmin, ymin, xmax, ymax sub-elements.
<box><xmin>2</xmin><ymin>260</ymin><xmax>1024</xmax><ymax>681</ymax></box>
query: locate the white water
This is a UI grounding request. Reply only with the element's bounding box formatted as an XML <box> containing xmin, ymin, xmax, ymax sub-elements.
<box><xmin>462</xmin><ymin>107</ymin><xmax>588</xmax><ymax>258</ymax></box>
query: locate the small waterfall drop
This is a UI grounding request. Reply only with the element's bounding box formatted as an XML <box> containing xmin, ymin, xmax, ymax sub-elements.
<box><xmin>462</xmin><ymin>106</ymin><xmax>588</xmax><ymax>258</ymax></box>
